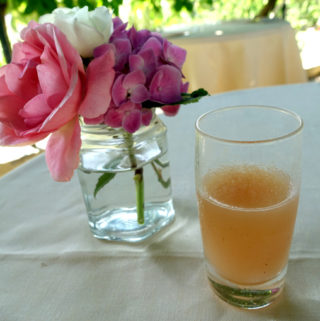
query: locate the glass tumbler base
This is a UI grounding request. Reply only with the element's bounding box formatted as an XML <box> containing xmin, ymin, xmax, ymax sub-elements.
<box><xmin>207</xmin><ymin>267</ymin><xmax>286</xmax><ymax>309</ymax></box>
<box><xmin>88</xmin><ymin>200</ymin><xmax>175</xmax><ymax>243</ymax></box>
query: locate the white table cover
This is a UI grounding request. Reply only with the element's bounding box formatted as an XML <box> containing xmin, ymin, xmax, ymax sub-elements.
<box><xmin>1</xmin><ymin>83</ymin><xmax>320</xmax><ymax>320</ymax></box>
<box><xmin>168</xmin><ymin>19</ymin><xmax>307</xmax><ymax>94</ymax></box>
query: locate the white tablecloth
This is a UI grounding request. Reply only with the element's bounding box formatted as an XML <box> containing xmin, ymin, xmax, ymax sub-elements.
<box><xmin>1</xmin><ymin>83</ymin><xmax>320</xmax><ymax>320</ymax></box>
<box><xmin>168</xmin><ymin>19</ymin><xmax>307</xmax><ymax>94</ymax></box>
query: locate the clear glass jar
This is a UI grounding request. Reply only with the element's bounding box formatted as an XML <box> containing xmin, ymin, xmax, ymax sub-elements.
<box><xmin>77</xmin><ymin>115</ymin><xmax>175</xmax><ymax>242</ymax></box>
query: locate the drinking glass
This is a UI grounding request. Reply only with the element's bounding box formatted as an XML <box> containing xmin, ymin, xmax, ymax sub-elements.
<box><xmin>195</xmin><ymin>105</ymin><xmax>303</xmax><ymax>309</ymax></box>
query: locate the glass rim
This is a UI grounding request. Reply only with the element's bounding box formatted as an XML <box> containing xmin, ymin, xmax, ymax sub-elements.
<box><xmin>195</xmin><ymin>105</ymin><xmax>304</xmax><ymax>144</ymax></box>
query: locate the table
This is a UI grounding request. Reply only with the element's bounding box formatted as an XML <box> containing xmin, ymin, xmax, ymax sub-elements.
<box><xmin>166</xmin><ymin>19</ymin><xmax>307</xmax><ymax>94</ymax></box>
<box><xmin>1</xmin><ymin>83</ymin><xmax>319</xmax><ymax>320</ymax></box>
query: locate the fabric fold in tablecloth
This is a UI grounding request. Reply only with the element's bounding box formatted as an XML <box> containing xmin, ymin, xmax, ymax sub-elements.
<box><xmin>1</xmin><ymin>83</ymin><xmax>320</xmax><ymax>320</ymax></box>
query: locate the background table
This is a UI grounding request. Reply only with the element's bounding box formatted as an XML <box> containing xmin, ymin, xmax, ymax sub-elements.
<box><xmin>166</xmin><ymin>19</ymin><xmax>307</xmax><ymax>94</ymax></box>
<box><xmin>1</xmin><ymin>82</ymin><xmax>319</xmax><ymax>320</ymax></box>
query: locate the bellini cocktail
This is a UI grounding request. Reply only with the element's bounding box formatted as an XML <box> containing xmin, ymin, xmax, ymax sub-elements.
<box><xmin>195</xmin><ymin>106</ymin><xmax>303</xmax><ymax>309</ymax></box>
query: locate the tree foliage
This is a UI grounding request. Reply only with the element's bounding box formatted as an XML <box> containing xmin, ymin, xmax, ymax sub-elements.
<box><xmin>7</xmin><ymin>0</ymin><xmax>123</xmax><ymax>26</ymax></box>
<box><xmin>1</xmin><ymin>0</ymin><xmax>319</xmax><ymax>65</ymax></box>
<box><xmin>126</xmin><ymin>0</ymin><xmax>320</xmax><ymax>31</ymax></box>
<box><xmin>4</xmin><ymin>0</ymin><xmax>320</xmax><ymax>32</ymax></box>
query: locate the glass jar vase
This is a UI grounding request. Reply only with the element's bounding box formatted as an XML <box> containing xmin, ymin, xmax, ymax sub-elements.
<box><xmin>77</xmin><ymin>114</ymin><xmax>175</xmax><ymax>242</ymax></box>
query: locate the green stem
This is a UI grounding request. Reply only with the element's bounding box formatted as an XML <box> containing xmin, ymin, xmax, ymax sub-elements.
<box><xmin>134</xmin><ymin>168</ymin><xmax>144</xmax><ymax>224</ymax></box>
<box><xmin>154</xmin><ymin>159</ymin><xmax>169</xmax><ymax>168</ymax></box>
<box><xmin>151</xmin><ymin>161</ymin><xmax>171</xmax><ymax>188</ymax></box>
<box><xmin>123</xmin><ymin>131</ymin><xmax>145</xmax><ymax>225</ymax></box>
<box><xmin>123</xmin><ymin>131</ymin><xmax>137</xmax><ymax>168</ymax></box>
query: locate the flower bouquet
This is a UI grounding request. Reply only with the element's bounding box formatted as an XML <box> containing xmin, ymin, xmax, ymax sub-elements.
<box><xmin>0</xmin><ymin>6</ymin><xmax>207</xmax><ymax>242</ymax></box>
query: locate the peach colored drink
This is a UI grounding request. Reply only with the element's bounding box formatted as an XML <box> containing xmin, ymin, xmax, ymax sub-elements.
<box><xmin>198</xmin><ymin>165</ymin><xmax>299</xmax><ymax>285</ymax></box>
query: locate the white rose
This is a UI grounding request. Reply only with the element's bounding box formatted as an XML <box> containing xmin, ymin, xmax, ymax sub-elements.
<box><xmin>39</xmin><ymin>6</ymin><xmax>113</xmax><ymax>58</ymax></box>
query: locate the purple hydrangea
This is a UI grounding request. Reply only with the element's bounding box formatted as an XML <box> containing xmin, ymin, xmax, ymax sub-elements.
<box><xmin>84</xmin><ymin>18</ymin><xmax>188</xmax><ymax>133</ymax></box>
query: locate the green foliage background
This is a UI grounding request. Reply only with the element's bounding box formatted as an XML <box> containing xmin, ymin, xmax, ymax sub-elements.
<box><xmin>126</xmin><ymin>0</ymin><xmax>320</xmax><ymax>31</ymax></box>
<box><xmin>1</xmin><ymin>0</ymin><xmax>319</xmax><ymax>65</ymax></box>
<box><xmin>5</xmin><ymin>0</ymin><xmax>320</xmax><ymax>31</ymax></box>
<box><xmin>7</xmin><ymin>0</ymin><xmax>122</xmax><ymax>28</ymax></box>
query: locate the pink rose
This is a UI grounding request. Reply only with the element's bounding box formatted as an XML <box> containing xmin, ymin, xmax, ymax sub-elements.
<box><xmin>0</xmin><ymin>21</ymin><xmax>84</xmax><ymax>181</ymax></box>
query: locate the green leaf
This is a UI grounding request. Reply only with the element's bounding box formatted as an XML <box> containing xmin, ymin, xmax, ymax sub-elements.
<box><xmin>173</xmin><ymin>0</ymin><xmax>194</xmax><ymax>12</ymax></box>
<box><xmin>62</xmin><ymin>0</ymin><xmax>74</xmax><ymax>7</ymax></box>
<box><xmin>94</xmin><ymin>172</ymin><xmax>116</xmax><ymax>198</ymax></box>
<box><xmin>78</xmin><ymin>0</ymin><xmax>95</xmax><ymax>10</ymax></box>
<box><xmin>179</xmin><ymin>88</ymin><xmax>209</xmax><ymax>104</ymax></box>
<box><xmin>106</xmin><ymin>0</ymin><xmax>123</xmax><ymax>15</ymax></box>
<box><xmin>141</xmin><ymin>88</ymin><xmax>209</xmax><ymax>108</ymax></box>
<box><xmin>42</xmin><ymin>0</ymin><xmax>58</xmax><ymax>14</ymax></box>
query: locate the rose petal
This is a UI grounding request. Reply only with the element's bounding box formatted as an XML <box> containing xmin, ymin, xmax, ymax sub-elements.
<box><xmin>5</xmin><ymin>63</ymin><xmax>39</xmax><ymax>100</ymax></box>
<box><xmin>0</xmin><ymin>94</ymin><xmax>25</xmax><ymax>126</ymax></box>
<box><xmin>72</xmin><ymin>20</ymin><xmax>107</xmax><ymax>58</ymax></box>
<box><xmin>40</xmin><ymin>64</ymin><xmax>82</xmax><ymax>132</ymax></box>
<box><xmin>0</xmin><ymin>21</ymin><xmax>84</xmax><ymax>182</ymax></box>
<box><xmin>11</xmin><ymin>40</ymin><xmax>41</xmax><ymax>64</ymax></box>
<box><xmin>0</xmin><ymin>74</ymin><xmax>25</xmax><ymax>126</ymax></box>
<box><xmin>51</xmin><ymin>23</ymin><xmax>84</xmax><ymax>74</ymax></box>
<box><xmin>80</xmin><ymin>49</ymin><xmax>115</xmax><ymax>118</ymax></box>
<box><xmin>37</xmin><ymin>46</ymin><xmax>68</xmax><ymax>99</ymax></box>
<box><xmin>40</xmin><ymin>6</ymin><xmax>113</xmax><ymax>58</ymax></box>
<box><xmin>47</xmin><ymin>92</ymin><xmax>65</xmax><ymax>109</ymax></box>
<box><xmin>20</xmin><ymin>21</ymin><xmax>40</xmax><ymax>42</ymax></box>
<box><xmin>0</xmin><ymin>122</ymin><xmax>48</xmax><ymax>145</ymax></box>
<box><xmin>88</xmin><ymin>6</ymin><xmax>114</xmax><ymax>37</ymax></box>
<box><xmin>19</xmin><ymin>93</ymin><xmax>52</xmax><ymax>119</ymax></box>
<box><xmin>45</xmin><ymin>116</ymin><xmax>81</xmax><ymax>182</ymax></box>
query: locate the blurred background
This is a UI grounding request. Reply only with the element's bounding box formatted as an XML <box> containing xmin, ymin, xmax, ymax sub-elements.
<box><xmin>1</xmin><ymin>0</ymin><xmax>320</xmax><ymax>68</ymax></box>
<box><xmin>0</xmin><ymin>0</ymin><xmax>320</xmax><ymax>174</ymax></box>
